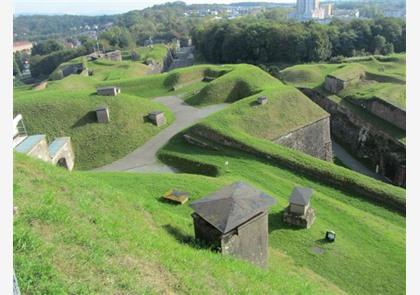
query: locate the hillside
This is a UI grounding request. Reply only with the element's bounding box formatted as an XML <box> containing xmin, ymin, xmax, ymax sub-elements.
<box><xmin>14</xmin><ymin>153</ymin><xmax>405</xmax><ymax>294</ymax></box>
<box><xmin>279</xmin><ymin>54</ymin><xmax>406</xmax><ymax>110</ymax></box>
<box><xmin>14</xmin><ymin>90</ymin><xmax>174</xmax><ymax>170</ymax></box>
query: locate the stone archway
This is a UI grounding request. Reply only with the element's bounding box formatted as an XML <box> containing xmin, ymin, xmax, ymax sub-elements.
<box><xmin>56</xmin><ymin>158</ymin><xmax>68</xmax><ymax>170</ymax></box>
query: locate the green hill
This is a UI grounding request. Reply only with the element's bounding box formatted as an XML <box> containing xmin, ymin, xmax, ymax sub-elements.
<box><xmin>15</xmin><ymin>142</ymin><xmax>405</xmax><ymax>294</ymax></box>
<box><xmin>14</xmin><ymin>90</ymin><xmax>174</xmax><ymax>170</ymax></box>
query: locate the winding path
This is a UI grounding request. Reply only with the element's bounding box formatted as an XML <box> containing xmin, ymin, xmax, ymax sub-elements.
<box><xmin>95</xmin><ymin>96</ymin><xmax>227</xmax><ymax>173</ymax></box>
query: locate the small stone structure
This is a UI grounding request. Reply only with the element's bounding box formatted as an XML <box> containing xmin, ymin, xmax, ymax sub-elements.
<box><xmin>324</xmin><ymin>68</ymin><xmax>365</xmax><ymax>94</ymax></box>
<box><xmin>162</xmin><ymin>189</ymin><xmax>189</xmax><ymax>204</ymax></box>
<box><xmin>61</xmin><ymin>63</ymin><xmax>84</xmax><ymax>78</ymax></box>
<box><xmin>48</xmin><ymin>137</ymin><xmax>75</xmax><ymax>171</ymax></box>
<box><xmin>283</xmin><ymin>187</ymin><xmax>315</xmax><ymax>229</ymax></box>
<box><xmin>15</xmin><ymin>134</ymin><xmax>51</xmax><ymax>163</ymax></box>
<box><xmin>96</xmin><ymin>86</ymin><xmax>121</xmax><ymax>96</ymax></box>
<box><xmin>257</xmin><ymin>96</ymin><xmax>268</xmax><ymax>105</ymax></box>
<box><xmin>148</xmin><ymin>111</ymin><xmax>166</xmax><ymax>127</ymax></box>
<box><xmin>190</xmin><ymin>182</ymin><xmax>277</xmax><ymax>267</ymax></box>
<box><xmin>103</xmin><ymin>50</ymin><xmax>122</xmax><ymax>62</ymax></box>
<box><xmin>13</xmin><ymin>115</ymin><xmax>75</xmax><ymax>170</ymax></box>
<box><xmin>95</xmin><ymin>106</ymin><xmax>110</xmax><ymax>123</ymax></box>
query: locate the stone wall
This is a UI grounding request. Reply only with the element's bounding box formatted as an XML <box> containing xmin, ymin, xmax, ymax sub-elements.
<box><xmin>362</xmin><ymin>98</ymin><xmax>406</xmax><ymax>130</ymax></box>
<box><xmin>221</xmin><ymin>212</ymin><xmax>268</xmax><ymax>268</ymax></box>
<box><xmin>299</xmin><ymin>88</ymin><xmax>405</xmax><ymax>187</ymax></box>
<box><xmin>273</xmin><ymin>117</ymin><xmax>332</xmax><ymax>162</ymax></box>
<box><xmin>324</xmin><ymin>76</ymin><xmax>346</xmax><ymax>93</ymax></box>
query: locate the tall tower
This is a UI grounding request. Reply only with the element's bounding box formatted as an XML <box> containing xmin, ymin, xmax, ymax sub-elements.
<box><xmin>296</xmin><ymin>0</ymin><xmax>306</xmax><ymax>15</ymax></box>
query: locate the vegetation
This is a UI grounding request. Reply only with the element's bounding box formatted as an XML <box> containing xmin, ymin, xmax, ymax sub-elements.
<box><xmin>279</xmin><ymin>53</ymin><xmax>406</xmax><ymax>110</ymax></box>
<box><xmin>31</xmin><ymin>39</ymin><xmax>65</xmax><ymax>56</ymax></box>
<box><xmin>14</xmin><ymin>139</ymin><xmax>405</xmax><ymax>294</ymax></box>
<box><xmin>14</xmin><ymin>90</ymin><xmax>174</xmax><ymax>170</ymax></box>
<box><xmin>30</xmin><ymin>47</ymin><xmax>92</xmax><ymax>79</ymax></box>
<box><xmin>14</xmin><ymin>56</ymin><xmax>406</xmax><ymax>294</ymax></box>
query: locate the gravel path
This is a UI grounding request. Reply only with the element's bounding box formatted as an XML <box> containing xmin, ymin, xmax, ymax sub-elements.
<box><xmin>95</xmin><ymin>96</ymin><xmax>227</xmax><ymax>172</ymax></box>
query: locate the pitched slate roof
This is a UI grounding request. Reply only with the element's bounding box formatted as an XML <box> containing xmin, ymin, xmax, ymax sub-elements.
<box><xmin>289</xmin><ymin>187</ymin><xmax>313</xmax><ymax>206</ymax></box>
<box><xmin>190</xmin><ymin>182</ymin><xmax>276</xmax><ymax>234</ymax></box>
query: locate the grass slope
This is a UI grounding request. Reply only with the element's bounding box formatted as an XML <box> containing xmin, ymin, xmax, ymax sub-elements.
<box><xmin>14</xmin><ymin>90</ymin><xmax>174</xmax><ymax>170</ymax></box>
<box><xmin>157</xmin><ymin>132</ymin><xmax>405</xmax><ymax>294</ymax></box>
<box><xmin>14</xmin><ymin>154</ymin><xmax>346</xmax><ymax>295</ymax></box>
<box><xmin>279</xmin><ymin>54</ymin><xmax>406</xmax><ymax>109</ymax></box>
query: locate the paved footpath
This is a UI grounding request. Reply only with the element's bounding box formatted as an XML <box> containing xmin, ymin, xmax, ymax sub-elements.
<box><xmin>332</xmin><ymin>141</ymin><xmax>388</xmax><ymax>182</ymax></box>
<box><xmin>95</xmin><ymin>96</ymin><xmax>227</xmax><ymax>173</ymax></box>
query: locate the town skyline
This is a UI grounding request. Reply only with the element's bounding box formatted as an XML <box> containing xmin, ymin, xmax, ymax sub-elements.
<box><xmin>14</xmin><ymin>0</ymin><xmax>295</xmax><ymax>15</ymax></box>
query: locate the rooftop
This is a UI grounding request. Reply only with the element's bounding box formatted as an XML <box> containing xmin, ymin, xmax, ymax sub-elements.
<box><xmin>289</xmin><ymin>187</ymin><xmax>313</xmax><ymax>206</ymax></box>
<box><xmin>190</xmin><ymin>182</ymin><xmax>276</xmax><ymax>233</ymax></box>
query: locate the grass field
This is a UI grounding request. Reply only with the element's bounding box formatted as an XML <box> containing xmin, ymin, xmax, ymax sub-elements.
<box><xmin>14</xmin><ymin>90</ymin><xmax>174</xmax><ymax>170</ymax></box>
<box><xmin>14</xmin><ymin>141</ymin><xmax>405</xmax><ymax>294</ymax></box>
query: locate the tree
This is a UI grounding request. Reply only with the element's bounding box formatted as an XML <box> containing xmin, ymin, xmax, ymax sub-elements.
<box><xmin>31</xmin><ymin>39</ymin><xmax>64</xmax><ymax>56</ymax></box>
<box><xmin>372</xmin><ymin>35</ymin><xmax>386</xmax><ymax>55</ymax></box>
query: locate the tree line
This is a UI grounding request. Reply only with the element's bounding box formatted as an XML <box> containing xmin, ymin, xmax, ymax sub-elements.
<box><xmin>192</xmin><ymin>17</ymin><xmax>405</xmax><ymax>64</ymax></box>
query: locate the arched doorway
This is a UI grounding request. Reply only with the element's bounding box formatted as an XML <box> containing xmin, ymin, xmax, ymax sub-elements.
<box><xmin>57</xmin><ymin>158</ymin><xmax>68</xmax><ymax>170</ymax></box>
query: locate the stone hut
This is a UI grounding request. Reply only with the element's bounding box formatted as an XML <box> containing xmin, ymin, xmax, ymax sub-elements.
<box><xmin>148</xmin><ymin>111</ymin><xmax>166</xmax><ymax>127</ymax></box>
<box><xmin>283</xmin><ymin>187</ymin><xmax>315</xmax><ymax>229</ymax></box>
<box><xmin>103</xmin><ymin>50</ymin><xmax>122</xmax><ymax>62</ymax></box>
<box><xmin>190</xmin><ymin>182</ymin><xmax>277</xmax><ymax>267</ymax></box>
<box><xmin>96</xmin><ymin>86</ymin><xmax>121</xmax><ymax>96</ymax></box>
<box><xmin>324</xmin><ymin>65</ymin><xmax>365</xmax><ymax>93</ymax></box>
<box><xmin>95</xmin><ymin>106</ymin><xmax>110</xmax><ymax>123</ymax></box>
<box><xmin>257</xmin><ymin>96</ymin><xmax>268</xmax><ymax>105</ymax></box>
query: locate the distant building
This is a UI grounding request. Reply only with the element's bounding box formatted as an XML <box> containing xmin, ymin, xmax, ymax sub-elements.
<box><xmin>13</xmin><ymin>41</ymin><xmax>33</xmax><ymax>53</ymax></box>
<box><xmin>290</xmin><ymin>1</ymin><xmax>360</xmax><ymax>21</ymax></box>
<box><xmin>292</xmin><ymin>0</ymin><xmax>325</xmax><ymax>20</ymax></box>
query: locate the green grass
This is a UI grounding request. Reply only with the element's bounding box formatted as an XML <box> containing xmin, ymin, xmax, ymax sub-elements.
<box><xmin>122</xmin><ymin>44</ymin><xmax>168</xmax><ymax>65</ymax></box>
<box><xmin>14</xmin><ymin>153</ymin><xmax>348</xmax><ymax>295</ymax></box>
<box><xmin>328</xmin><ymin>64</ymin><xmax>366</xmax><ymax>81</ymax></box>
<box><xmin>279</xmin><ymin>64</ymin><xmax>340</xmax><ymax>88</ymax></box>
<box><xmin>86</xmin><ymin>59</ymin><xmax>150</xmax><ymax>81</ymax></box>
<box><xmin>14</xmin><ymin>152</ymin><xmax>404</xmax><ymax>294</ymax></box>
<box><xmin>339</xmin><ymin>81</ymin><xmax>406</xmax><ymax>110</ymax></box>
<box><xmin>195</xmin><ymin>85</ymin><xmax>328</xmax><ymax>141</ymax></box>
<box><xmin>14</xmin><ymin>90</ymin><xmax>174</xmax><ymax>170</ymax></box>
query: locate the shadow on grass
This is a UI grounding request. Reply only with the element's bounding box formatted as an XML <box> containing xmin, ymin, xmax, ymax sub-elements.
<box><xmin>268</xmin><ymin>209</ymin><xmax>305</xmax><ymax>233</ymax></box>
<box><xmin>71</xmin><ymin>111</ymin><xmax>97</xmax><ymax>128</ymax></box>
<box><xmin>162</xmin><ymin>224</ymin><xmax>219</xmax><ymax>252</ymax></box>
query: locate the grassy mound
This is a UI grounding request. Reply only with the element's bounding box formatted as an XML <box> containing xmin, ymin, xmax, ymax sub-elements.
<box><xmin>184</xmin><ymin>64</ymin><xmax>277</xmax><ymax>106</ymax></box>
<box><xmin>196</xmin><ymin>85</ymin><xmax>328</xmax><ymax>140</ymax></box>
<box><xmin>279</xmin><ymin>64</ymin><xmax>337</xmax><ymax>88</ymax></box>
<box><xmin>122</xmin><ymin>44</ymin><xmax>168</xmax><ymax>65</ymax></box>
<box><xmin>15</xmin><ymin>153</ymin><xmax>404</xmax><ymax>294</ymax></box>
<box><xmin>87</xmin><ymin>59</ymin><xmax>150</xmax><ymax>81</ymax></box>
<box><xmin>14</xmin><ymin>90</ymin><xmax>174</xmax><ymax>170</ymax></box>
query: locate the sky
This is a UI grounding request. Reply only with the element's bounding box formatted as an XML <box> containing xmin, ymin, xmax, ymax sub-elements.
<box><xmin>13</xmin><ymin>0</ymin><xmax>295</xmax><ymax>16</ymax></box>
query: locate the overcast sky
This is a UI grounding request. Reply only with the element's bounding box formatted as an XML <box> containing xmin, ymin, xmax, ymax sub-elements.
<box><xmin>14</xmin><ymin>0</ymin><xmax>295</xmax><ymax>15</ymax></box>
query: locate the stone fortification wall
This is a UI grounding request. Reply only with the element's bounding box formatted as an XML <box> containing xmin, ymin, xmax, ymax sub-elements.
<box><xmin>299</xmin><ymin>88</ymin><xmax>405</xmax><ymax>187</ymax></box>
<box><xmin>362</xmin><ymin>98</ymin><xmax>405</xmax><ymax>130</ymax></box>
<box><xmin>273</xmin><ymin>117</ymin><xmax>332</xmax><ymax>161</ymax></box>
